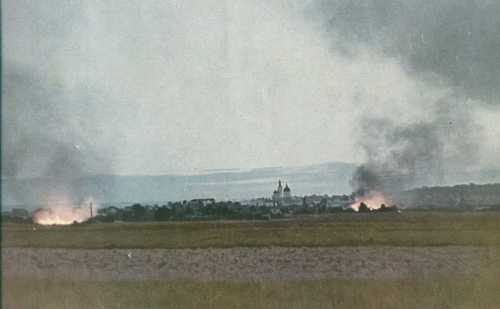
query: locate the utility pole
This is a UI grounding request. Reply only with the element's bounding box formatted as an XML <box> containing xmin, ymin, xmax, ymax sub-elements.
<box><xmin>90</xmin><ymin>202</ymin><xmax>93</xmax><ymax>217</ymax></box>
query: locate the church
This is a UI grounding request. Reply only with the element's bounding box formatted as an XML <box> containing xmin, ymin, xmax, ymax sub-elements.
<box><xmin>272</xmin><ymin>180</ymin><xmax>291</xmax><ymax>206</ymax></box>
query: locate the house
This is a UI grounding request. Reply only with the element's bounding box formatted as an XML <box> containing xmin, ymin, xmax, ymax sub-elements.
<box><xmin>189</xmin><ymin>198</ymin><xmax>216</xmax><ymax>207</ymax></box>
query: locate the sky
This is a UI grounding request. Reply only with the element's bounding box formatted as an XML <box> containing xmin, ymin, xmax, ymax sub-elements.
<box><xmin>3</xmin><ymin>0</ymin><xmax>500</xmax><ymax>177</ymax></box>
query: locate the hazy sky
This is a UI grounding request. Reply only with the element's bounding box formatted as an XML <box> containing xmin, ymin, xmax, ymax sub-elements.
<box><xmin>3</xmin><ymin>0</ymin><xmax>500</xmax><ymax>176</ymax></box>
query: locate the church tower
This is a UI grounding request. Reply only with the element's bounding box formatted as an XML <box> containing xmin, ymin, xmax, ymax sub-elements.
<box><xmin>283</xmin><ymin>183</ymin><xmax>291</xmax><ymax>200</ymax></box>
<box><xmin>272</xmin><ymin>179</ymin><xmax>283</xmax><ymax>206</ymax></box>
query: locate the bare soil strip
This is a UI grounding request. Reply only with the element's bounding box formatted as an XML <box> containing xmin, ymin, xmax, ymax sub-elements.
<box><xmin>3</xmin><ymin>247</ymin><xmax>499</xmax><ymax>281</ymax></box>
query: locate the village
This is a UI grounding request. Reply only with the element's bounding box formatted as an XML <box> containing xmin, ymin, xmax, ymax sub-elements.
<box><xmin>3</xmin><ymin>179</ymin><xmax>403</xmax><ymax>224</ymax></box>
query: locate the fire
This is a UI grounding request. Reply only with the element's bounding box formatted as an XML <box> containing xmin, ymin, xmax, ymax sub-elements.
<box><xmin>33</xmin><ymin>197</ymin><xmax>96</xmax><ymax>225</ymax></box>
<box><xmin>350</xmin><ymin>192</ymin><xmax>387</xmax><ymax>212</ymax></box>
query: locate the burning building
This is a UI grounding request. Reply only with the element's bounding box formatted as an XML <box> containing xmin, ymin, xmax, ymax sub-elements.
<box><xmin>32</xmin><ymin>198</ymin><xmax>96</xmax><ymax>225</ymax></box>
<box><xmin>349</xmin><ymin>191</ymin><xmax>388</xmax><ymax>212</ymax></box>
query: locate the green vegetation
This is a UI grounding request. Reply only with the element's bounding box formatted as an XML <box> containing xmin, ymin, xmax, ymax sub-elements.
<box><xmin>4</xmin><ymin>211</ymin><xmax>500</xmax><ymax>308</ymax></box>
<box><xmin>4</xmin><ymin>272</ymin><xmax>500</xmax><ymax>309</ymax></box>
<box><xmin>4</xmin><ymin>212</ymin><xmax>500</xmax><ymax>249</ymax></box>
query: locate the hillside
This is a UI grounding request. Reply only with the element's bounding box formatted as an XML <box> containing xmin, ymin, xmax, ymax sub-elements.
<box><xmin>393</xmin><ymin>183</ymin><xmax>500</xmax><ymax>209</ymax></box>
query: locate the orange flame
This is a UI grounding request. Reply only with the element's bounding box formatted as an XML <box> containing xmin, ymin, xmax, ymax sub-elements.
<box><xmin>33</xmin><ymin>197</ymin><xmax>96</xmax><ymax>225</ymax></box>
<box><xmin>350</xmin><ymin>192</ymin><xmax>387</xmax><ymax>212</ymax></box>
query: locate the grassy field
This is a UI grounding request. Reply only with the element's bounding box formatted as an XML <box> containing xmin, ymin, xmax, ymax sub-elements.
<box><xmin>4</xmin><ymin>273</ymin><xmax>500</xmax><ymax>309</ymax></box>
<box><xmin>4</xmin><ymin>212</ymin><xmax>500</xmax><ymax>248</ymax></box>
<box><xmin>4</xmin><ymin>212</ymin><xmax>500</xmax><ymax>308</ymax></box>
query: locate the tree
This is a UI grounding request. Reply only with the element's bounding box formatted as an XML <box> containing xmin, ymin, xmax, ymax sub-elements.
<box><xmin>130</xmin><ymin>203</ymin><xmax>146</xmax><ymax>220</ymax></box>
<box><xmin>379</xmin><ymin>203</ymin><xmax>387</xmax><ymax>212</ymax></box>
<box><xmin>358</xmin><ymin>202</ymin><xmax>370</xmax><ymax>213</ymax></box>
<box><xmin>154</xmin><ymin>206</ymin><xmax>172</xmax><ymax>221</ymax></box>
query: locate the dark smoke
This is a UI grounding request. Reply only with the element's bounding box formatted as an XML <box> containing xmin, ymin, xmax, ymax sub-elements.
<box><xmin>351</xmin><ymin>122</ymin><xmax>442</xmax><ymax>196</ymax></box>
<box><xmin>350</xmin><ymin>98</ymin><xmax>481</xmax><ymax>197</ymax></box>
<box><xmin>304</xmin><ymin>0</ymin><xmax>494</xmax><ymax>196</ymax></box>
<box><xmin>308</xmin><ymin>0</ymin><xmax>500</xmax><ymax>104</ymax></box>
<box><xmin>2</xmin><ymin>62</ymin><xmax>111</xmax><ymax>207</ymax></box>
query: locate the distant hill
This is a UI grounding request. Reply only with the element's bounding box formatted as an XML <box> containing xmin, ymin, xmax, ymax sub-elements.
<box><xmin>4</xmin><ymin>162</ymin><xmax>500</xmax><ymax>210</ymax></box>
<box><xmin>392</xmin><ymin>183</ymin><xmax>500</xmax><ymax>209</ymax></box>
<box><xmin>2</xmin><ymin>162</ymin><xmax>356</xmax><ymax>209</ymax></box>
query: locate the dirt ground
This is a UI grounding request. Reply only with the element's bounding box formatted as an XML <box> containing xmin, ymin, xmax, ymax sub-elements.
<box><xmin>3</xmin><ymin>246</ymin><xmax>498</xmax><ymax>282</ymax></box>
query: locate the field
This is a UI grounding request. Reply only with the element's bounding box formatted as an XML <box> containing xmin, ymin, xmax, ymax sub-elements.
<box><xmin>4</xmin><ymin>212</ymin><xmax>500</xmax><ymax>248</ymax></box>
<box><xmin>4</xmin><ymin>275</ymin><xmax>500</xmax><ymax>309</ymax></box>
<box><xmin>3</xmin><ymin>211</ymin><xmax>500</xmax><ymax>308</ymax></box>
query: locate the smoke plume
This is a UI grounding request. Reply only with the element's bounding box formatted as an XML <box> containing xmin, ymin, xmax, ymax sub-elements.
<box><xmin>305</xmin><ymin>0</ymin><xmax>498</xmax><ymax>195</ymax></box>
<box><xmin>351</xmin><ymin>105</ymin><xmax>480</xmax><ymax>196</ymax></box>
<box><xmin>2</xmin><ymin>62</ymin><xmax>111</xmax><ymax>207</ymax></box>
